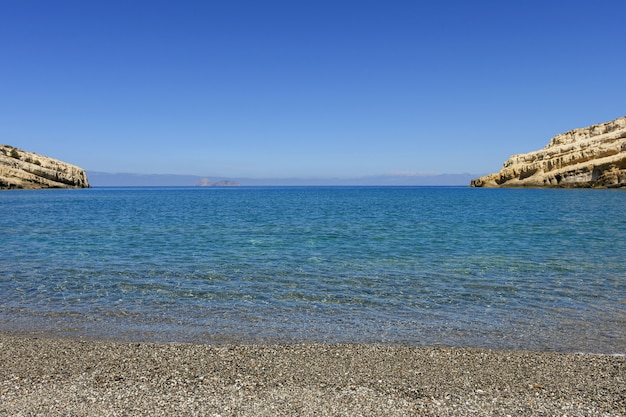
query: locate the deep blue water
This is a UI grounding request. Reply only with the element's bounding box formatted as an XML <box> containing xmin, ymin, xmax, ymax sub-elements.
<box><xmin>1</xmin><ymin>187</ymin><xmax>624</xmax><ymax>353</ymax></box>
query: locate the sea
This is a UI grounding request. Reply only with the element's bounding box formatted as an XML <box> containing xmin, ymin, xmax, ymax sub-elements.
<box><xmin>1</xmin><ymin>186</ymin><xmax>624</xmax><ymax>354</ymax></box>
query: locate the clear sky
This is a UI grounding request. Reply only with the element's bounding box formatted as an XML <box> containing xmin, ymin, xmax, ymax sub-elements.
<box><xmin>1</xmin><ymin>0</ymin><xmax>625</xmax><ymax>181</ymax></box>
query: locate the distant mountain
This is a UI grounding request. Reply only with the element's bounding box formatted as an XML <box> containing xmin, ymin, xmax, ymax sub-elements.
<box><xmin>87</xmin><ymin>171</ymin><xmax>478</xmax><ymax>187</ymax></box>
<box><xmin>234</xmin><ymin>173</ymin><xmax>477</xmax><ymax>186</ymax></box>
<box><xmin>87</xmin><ymin>172</ymin><xmax>206</xmax><ymax>186</ymax></box>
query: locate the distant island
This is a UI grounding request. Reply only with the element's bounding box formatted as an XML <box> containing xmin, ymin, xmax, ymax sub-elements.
<box><xmin>195</xmin><ymin>178</ymin><xmax>240</xmax><ymax>187</ymax></box>
<box><xmin>471</xmin><ymin>115</ymin><xmax>626</xmax><ymax>188</ymax></box>
<box><xmin>0</xmin><ymin>144</ymin><xmax>90</xmax><ymax>189</ymax></box>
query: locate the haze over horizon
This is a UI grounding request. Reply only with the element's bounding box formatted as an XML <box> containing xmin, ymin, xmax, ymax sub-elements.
<box><xmin>85</xmin><ymin>170</ymin><xmax>477</xmax><ymax>187</ymax></box>
<box><xmin>2</xmin><ymin>1</ymin><xmax>624</xmax><ymax>183</ymax></box>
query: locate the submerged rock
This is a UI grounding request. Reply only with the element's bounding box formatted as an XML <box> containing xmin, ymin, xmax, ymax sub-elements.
<box><xmin>471</xmin><ymin>116</ymin><xmax>626</xmax><ymax>188</ymax></box>
<box><xmin>0</xmin><ymin>145</ymin><xmax>90</xmax><ymax>189</ymax></box>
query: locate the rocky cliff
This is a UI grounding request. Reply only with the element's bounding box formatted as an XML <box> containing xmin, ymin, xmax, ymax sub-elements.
<box><xmin>0</xmin><ymin>145</ymin><xmax>90</xmax><ymax>189</ymax></box>
<box><xmin>471</xmin><ymin>116</ymin><xmax>626</xmax><ymax>188</ymax></box>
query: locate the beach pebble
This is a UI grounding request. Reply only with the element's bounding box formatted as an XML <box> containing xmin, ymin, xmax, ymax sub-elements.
<box><xmin>0</xmin><ymin>336</ymin><xmax>624</xmax><ymax>416</ymax></box>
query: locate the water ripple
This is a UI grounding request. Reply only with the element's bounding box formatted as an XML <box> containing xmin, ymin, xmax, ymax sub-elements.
<box><xmin>1</xmin><ymin>187</ymin><xmax>624</xmax><ymax>353</ymax></box>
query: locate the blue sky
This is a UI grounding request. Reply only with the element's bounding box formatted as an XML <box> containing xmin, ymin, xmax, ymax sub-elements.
<box><xmin>1</xmin><ymin>0</ymin><xmax>625</xmax><ymax>181</ymax></box>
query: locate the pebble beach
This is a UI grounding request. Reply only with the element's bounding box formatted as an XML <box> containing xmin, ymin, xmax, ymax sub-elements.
<box><xmin>1</xmin><ymin>335</ymin><xmax>624</xmax><ymax>416</ymax></box>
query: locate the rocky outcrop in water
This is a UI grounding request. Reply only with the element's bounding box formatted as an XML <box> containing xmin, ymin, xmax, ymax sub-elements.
<box><xmin>471</xmin><ymin>116</ymin><xmax>626</xmax><ymax>188</ymax></box>
<box><xmin>0</xmin><ymin>145</ymin><xmax>90</xmax><ymax>189</ymax></box>
<box><xmin>195</xmin><ymin>178</ymin><xmax>240</xmax><ymax>187</ymax></box>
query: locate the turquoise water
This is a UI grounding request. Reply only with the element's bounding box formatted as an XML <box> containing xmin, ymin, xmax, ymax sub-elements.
<box><xmin>1</xmin><ymin>187</ymin><xmax>624</xmax><ymax>353</ymax></box>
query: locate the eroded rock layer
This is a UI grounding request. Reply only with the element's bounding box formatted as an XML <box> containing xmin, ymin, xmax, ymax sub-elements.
<box><xmin>471</xmin><ymin>116</ymin><xmax>626</xmax><ymax>188</ymax></box>
<box><xmin>0</xmin><ymin>145</ymin><xmax>90</xmax><ymax>189</ymax></box>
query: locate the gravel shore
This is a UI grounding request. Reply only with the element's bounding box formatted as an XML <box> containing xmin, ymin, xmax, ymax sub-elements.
<box><xmin>1</xmin><ymin>335</ymin><xmax>624</xmax><ymax>416</ymax></box>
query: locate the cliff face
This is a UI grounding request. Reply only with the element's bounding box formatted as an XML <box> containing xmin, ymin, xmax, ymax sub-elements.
<box><xmin>0</xmin><ymin>145</ymin><xmax>90</xmax><ymax>189</ymax></box>
<box><xmin>471</xmin><ymin>116</ymin><xmax>626</xmax><ymax>188</ymax></box>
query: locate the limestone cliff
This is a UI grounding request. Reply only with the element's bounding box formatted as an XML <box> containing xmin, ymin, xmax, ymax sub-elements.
<box><xmin>471</xmin><ymin>116</ymin><xmax>626</xmax><ymax>188</ymax></box>
<box><xmin>0</xmin><ymin>145</ymin><xmax>90</xmax><ymax>189</ymax></box>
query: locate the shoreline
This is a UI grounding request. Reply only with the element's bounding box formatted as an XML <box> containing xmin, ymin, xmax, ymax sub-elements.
<box><xmin>2</xmin><ymin>314</ymin><xmax>624</xmax><ymax>356</ymax></box>
<box><xmin>1</xmin><ymin>334</ymin><xmax>624</xmax><ymax>416</ymax></box>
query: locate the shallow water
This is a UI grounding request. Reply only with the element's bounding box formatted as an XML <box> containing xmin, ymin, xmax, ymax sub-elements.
<box><xmin>1</xmin><ymin>187</ymin><xmax>624</xmax><ymax>353</ymax></box>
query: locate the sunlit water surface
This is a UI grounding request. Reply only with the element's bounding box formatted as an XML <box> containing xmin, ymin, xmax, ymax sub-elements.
<box><xmin>1</xmin><ymin>187</ymin><xmax>624</xmax><ymax>353</ymax></box>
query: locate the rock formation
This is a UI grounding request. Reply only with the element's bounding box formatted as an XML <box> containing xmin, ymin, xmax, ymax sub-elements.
<box><xmin>195</xmin><ymin>178</ymin><xmax>240</xmax><ymax>187</ymax></box>
<box><xmin>0</xmin><ymin>145</ymin><xmax>90</xmax><ymax>189</ymax></box>
<box><xmin>471</xmin><ymin>116</ymin><xmax>626</xmax><ymax>188</ymax></box>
